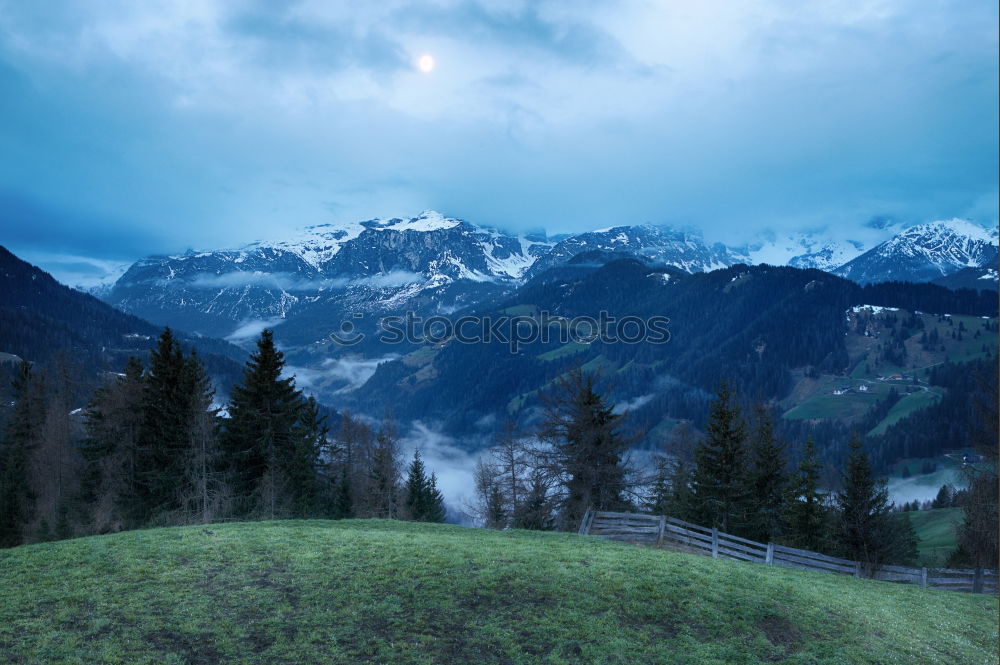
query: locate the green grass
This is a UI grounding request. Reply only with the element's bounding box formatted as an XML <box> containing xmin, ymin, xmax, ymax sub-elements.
<box><xmin>783</xmin><ymin>390</ymin><xmax>882</xmax><ymax>420</ymax></box>
<box><xmin>537</xmin><ymin>341</ymin><xmax>589</xmax><ymax>362</ymax></box>
<box><xmin>868</xmin><ymin>390</ymin><xmax>941</xmax><ymax>436</ymax></box>
<box><xmin>1</xmin><ymin>521</ymin><xmax>996</xmax><ymax>664</ymax></box>
<box><xmin>906</xmin><ymin>508</ymin><xmax>964</xmax><ymax>568</ymax></box>
<box><xmin>502</xmin><ymin>304</ymin><xmax>538</xmax><ymax>316</ymax></box>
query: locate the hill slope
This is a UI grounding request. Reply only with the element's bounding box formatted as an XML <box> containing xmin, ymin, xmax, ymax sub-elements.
<box><xmin>0</xmin><ymin>520</ymin><xmax>995</xmax><ymax>665</ymax></box>
<box><xmin>0</xmin><ymin>245</ymin><xmax>246</xmax><ymax>390</ymax></box>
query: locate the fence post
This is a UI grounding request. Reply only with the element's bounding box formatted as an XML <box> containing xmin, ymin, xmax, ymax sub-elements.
<box><xmin>765</xmin><ymin>543</ymin><xmax>774</xmax><ymax>565</ymax></box>
<box><xmin>656</xmin><ymin>515</ymin><xmax>666</xmax><ymax>548</ymax></box>
<box><xmin>973</xmin><ymin>568</ymin><xmax>983</xmax><ymax>594</ymax></box>
<box><xmin>853</xmin><ymin>561</ymin><xmax>862</xmax><ymax>578</ymax></box>
<box><xmin>577</xmin><ymin>510</ymin><xmax>592</xmax><ymax>535</ymax></box>
<box><xmin>711</xmin><ymin>528</ymin><xmax>719</xmax><ymax>558</ymax></box>
<box><xmin>920</xmin><ymin>567</ymin><xmax>928</xmax><ymax>588</ymax></box>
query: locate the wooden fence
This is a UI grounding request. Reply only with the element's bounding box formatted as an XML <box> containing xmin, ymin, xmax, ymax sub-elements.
<box><xmin>579</xmin><ymin>510</ymin><xmax>997</xmax><ymax>594</ymax></box>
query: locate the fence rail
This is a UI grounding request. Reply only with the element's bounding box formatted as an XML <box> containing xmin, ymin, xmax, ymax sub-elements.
<box><xmin>579</xmin><ymin>510</ymin><xmax>997</xmax><ymax>595</ymax></box>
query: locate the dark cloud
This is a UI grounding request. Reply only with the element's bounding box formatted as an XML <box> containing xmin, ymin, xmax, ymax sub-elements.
<box><xmin>0</xmin><ymin>0</ymin><xmax>994</xmax><ymax>267</ymax></box>
<box><xmin>226</xmin><ymin>5</ymin><xmax>409</xmax><ymax>75</ymax></box>
<box><xmin>392</xmin><ymin>1</ymin><xmax>633</xmax><ymax>70</ymax></box>
<box><xmin>0</xmin><ymin>189</ymin><xmax>167</xmax><ymax>258</ymax></box>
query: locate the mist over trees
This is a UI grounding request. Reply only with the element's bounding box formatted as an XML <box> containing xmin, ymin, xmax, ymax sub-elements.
<box><xmin>0</xmin><ymin>324</ymin><xmax>993</xmax><ymax>576</ymax></box>
<box><xmin>472</xmin><ymin>378</ymin><xmax>933</xmax><ymax>571</ymax></box>
<box><xmin>0</xmin><ymin>328</ymin><xmax>447</xmax><ymax>548</ymax></box>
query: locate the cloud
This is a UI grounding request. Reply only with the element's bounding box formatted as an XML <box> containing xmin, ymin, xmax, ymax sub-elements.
<box><xmin>354</xmin><ymin>271</ymin><xmax>424</xmax><ymax>288</ymax></box>
<box><xmin>887</xmin><ymin>470</ymin><xmax>965</xmax><ymax>506</ymax></box>
<box><xmin>168</xmin><ymin>270</ymin><xmax>421</xmax><ymax>292</ymax></box>
<box><xmin>225</xmin><ymin>316</ymin><xmax>285</xmax><ymax>342</ymax></box>
<box><xmin>186</xmin><ymin>271</ymin><xmax>312</xmax><ymax>290</ymax></box>
<box><xmin>0</xmin><ymin>0</ymin><xmax>995</xmax><ymax>271</ymax></box>
<box><xmin>321</xmin><ymin>354</ymin><xmax>400</xmax><ymax>390</ymax></box>
<box><xmin>614</xmin><ymin>393</ymin><xmax>654</xmax><ymax>414</ymax></box>
<box><xmin>399</xmin><ymin>420</ymin><xmax>488</xmax><ymax>516</ymax></box>
<box><xmin>225</xmin><ymin>4</ymin><xmax>410</xmax><ymax>75</ymax></box>
<box><xmin>9</xmin><ymin>249</ymin><xmax>131</xmax><ymax>289</ymax></box>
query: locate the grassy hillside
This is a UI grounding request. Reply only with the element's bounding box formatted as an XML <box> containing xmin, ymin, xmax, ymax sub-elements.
<box><xmin>907</xmin><ymin>508</ymin><xmax>964</xmax><ymax>567</ymax></box>
<box><xmin>782</xmin><ymin>311</ymin><xmax>996</xmax><ymax>425</ymax></box>
<box><xmin>0</xmin><ymin>520</ymin><xmax>996</xmax><ymax>665</ymax></box>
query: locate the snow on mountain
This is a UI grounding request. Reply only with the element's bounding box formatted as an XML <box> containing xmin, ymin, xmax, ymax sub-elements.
<box><xmin>98</xmin><ymin>212</ymin><xmax>996</xmax><ymax>347</ymax></box>
<box><xmin>363</xmin><ymin>210</ymin><xmax>462</xmax><ymax>233</ymax></box>
<box><xmin>834</xmin><ymin>218</ymin><xmax>999</xmax><ymax>285</ymax></box>
<box><xmin>101</xmin><ymin>211</ymin><xmax>550</xmax><ymax>340</ymax></box>
<box><xmin>733</xmin><ymin>233</ymin><xmax>867</xmax><ymax>271</ymax></box>
<box><xmin>524</xmin><ymin>225</ymin><xmax>736</xmax><ymax>279</ymax></box>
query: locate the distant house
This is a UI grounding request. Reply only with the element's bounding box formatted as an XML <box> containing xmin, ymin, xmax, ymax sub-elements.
<box><xmin>887</xmin><ymin>373</ymin><xmax>904</xmax><ymax>380</ymax></box>
<box><xmin>858</xmin><ymin>384</ymin><xmax>869</xmax><ymax>392</ymax></box>
<box><xmin>833</xmin><ymin>387</ymin><xmax>853</xmax><ymax>395</ymax></box>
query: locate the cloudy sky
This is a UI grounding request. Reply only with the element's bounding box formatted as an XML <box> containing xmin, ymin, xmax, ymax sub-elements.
<box><xmin>1</xmin><ymin>0</ymin><xmax>997</xmax><ymax>281</ymax></box>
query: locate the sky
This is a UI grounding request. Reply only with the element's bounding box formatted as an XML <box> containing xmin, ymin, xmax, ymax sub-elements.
<box><xmin>0</xmin><ymin>0</ymin><xmax>997</xmax><ymax>284</ymax></box>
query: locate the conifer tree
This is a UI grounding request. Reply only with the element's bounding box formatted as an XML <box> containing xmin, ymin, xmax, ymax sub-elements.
<box><xmin>512</xmin><ymin>470</ymin><xmax>554</xmax><ymax>530</ymax></box>
<box><xmin>404</xmin><ymin>448</ymin><xmax>430</xmax><ymax>520</ymax></box>
<box><xmin>648</xmin><ymin>421</ymin><xmax>697</xmax><ymax>520</ymax></box>
<box><xmin>135</xmin><ymin>328</ymin><xmax>197</xmax><ymax>522</ymax></box>
<box><xmin>330</xmin><ymin>468</ymin><xmax>354</xmax><ymax>520</ymax></box>
<box><xmin>782</xmin><ymin>437</ymin><xmax>828</xmax><ymax>551</ymax></box>
<box><xmin>81</xmin><ymin>356</ymin><xmax>145</xmax><ymax>532</ymax></box>
<box><xmin>474</xmin><ymin>459</ymin><xmax>507</xmax><ymax>529</ymax></box>
<box><xmin>836</xmin><ymin>435</ymin><xmax>916</xmax><ymax>571</ymax></box>
<box><xmin>745</xmin><ymin>405</ymin><xmax>786</xmax><ymax>542</ymax></box>
<box><xmin>178</xmin><ymin>352</ymin><xmax>226</xmax><ymax>524</ymax></box>
<box><xmin>365</xmin><ymin>422</ymin><xmax>401</xmax><ymax>519</ymax></box>
<box><xmin>223</xmin><ymin>329</ymin><xmax>323</xmax><ymax>519</ymax></box>
<box><xmin>424</xmin><ymin>472</ymin><xmax>446</xmax><ymax>523</ymax></box>
<box><xmin>648</xmin><ymin>455</ymin><xmax>696</xmax><ymax>521</ymax></box>
<box><xmin>954</xmin><ymin>375</ymin><xmax>998</xmax><ymax>568</ymax></box>
<box><xmin>691</xmin><ymin>382</ymin><xmax>748</xmax><ymax>533</ymax></box>
<box><xmin>0</xmin><ymin>361</ymin><xmax>46</xmax><ymax>547</ymax></box>
<box><xmin>540</xmin><ymin>370</ymin><xmax>630</xmax><ymax>529</ymax></box>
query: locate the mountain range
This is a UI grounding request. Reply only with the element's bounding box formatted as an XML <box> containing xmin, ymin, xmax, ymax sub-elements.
<box><xmin>60</xmin><ymin>212</ymin><xmax>990</xmax><ymax>424</ymax></box>
<box><xmin>2</xmin><ymin>233</ymin><xmax>996</xmax><ymax>469</ymax></box>
<box><xmin>94</xmin><ymin>213</ymin><xmax>996</xmax><ymax>349</ymax></box>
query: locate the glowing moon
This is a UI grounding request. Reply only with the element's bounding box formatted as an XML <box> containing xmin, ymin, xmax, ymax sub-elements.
<box><xmin>417</xmin><ymin>54</ymin><xmax>435</xmax><ymax>73</ymax></box>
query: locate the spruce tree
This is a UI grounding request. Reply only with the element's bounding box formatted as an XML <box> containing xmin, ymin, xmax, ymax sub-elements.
<box><xmin>223</xmin><ymin>329</ymin><xmax>322</xmax><ymax>519</ymax></box>
<box><xmin>539</xmin><ymin>370</ymin><xmax>629</xmax><ymax>529</ymax></box>
<box><xmin>782</xmin><ymin>437</ymin><xmax>828</xmax><ymax>551</ymax></box>
<box><xmin>0</xmin><ymin>361</ymin><xmax>46</xmax><ymax>547</ymax></box>
<box><xmin>179</xmin><ymin>352</ymin><xmax>225</xmax><ymax>524</ymax></box>
<box><xmin>691</xmin><ymin>382</ymin><xmax>748</xmax><ymax>534</ymax></box>
<box><xmin>81</xmin><ymin>356</ymin><xmax>145</xmax><ymax>532</ymax></box>
<box><xmin>366</xmin><ymin>423</ymin><xmax>401</xmax><ymax>519</ymax></box>
<box><xmin>424</xmin><ymin>472</ymin><xmax>446</xmax><ymax>523</ymax></box>
<box><xmin>512</xmin><ymin>471</ymin><xmax>553</xmax><ymax>530</ymax></box>
<box><xmin>404</xmin><ymin>448</ymin><xmax>430</xmax><ymax>520</ymax></box>
<box><xmin>836</xmin><ymin>435</ymin><xmax>916</xmax><ymax>571</ymax></box>
<box><xmin>331</xmin><ymin>469</ymin><xmax>353</xmax><ymax>520</ymax></box>
<box><xmin>286</xmin><ymin>395</ymin><xmax>326</xmax><ymax>517</ymax></box>
<box><xmin>475</xmin><ymin>459</ymin><xmax>507</xmax><ymax>528</ymax></box>
<box><xmin>135</xmin><ymin>328</ymin><xmax>196</xmax><ymax>522</ymax></box>
<box><xmin>745</xmin><ymin>405</ymin><xmax>786</xmax><ymax>542</ymax></box>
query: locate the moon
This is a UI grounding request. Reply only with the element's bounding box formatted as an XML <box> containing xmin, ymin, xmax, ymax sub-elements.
<box><xmin>417</xmin><ymin>54</ymin><xmax>435</xmax><ymax>73</ymax></box>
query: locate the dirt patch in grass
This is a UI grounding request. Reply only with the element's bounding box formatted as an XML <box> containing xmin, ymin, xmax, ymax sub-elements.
<box><xmin>144</xmin><ymin>628</ymin><xmax>223</xmax><ymax>665</ymax></box>
<box><xmin>757</xmin><ymin>614</ymin><xmax>802</xmax><ymax>660</ymax></box>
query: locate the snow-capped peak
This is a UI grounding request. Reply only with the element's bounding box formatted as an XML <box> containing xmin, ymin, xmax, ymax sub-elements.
<box><xmin>834</xmin><ymin>218</ymin><xmax>999</xmax><ymax>284</ymax></box>
<box><xmin>899</xmin><ymin>218</ymin><xmax>998</xmax><ymax>244</ymax></box>
<box><xmin>368</xmin><ymin>210</ymin><xmax>463</xmax><ymax>233</ymax></box>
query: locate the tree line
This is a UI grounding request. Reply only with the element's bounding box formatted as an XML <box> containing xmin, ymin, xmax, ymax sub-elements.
<box><xmin>472</xmin><ymin>375</ymin><xmax>997</xmax><ymax>573</ymax></box>
<box><xmin>0</xmin><ymin>328</ymin><xmax>445</xmax><ymax>547</ymax></box>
